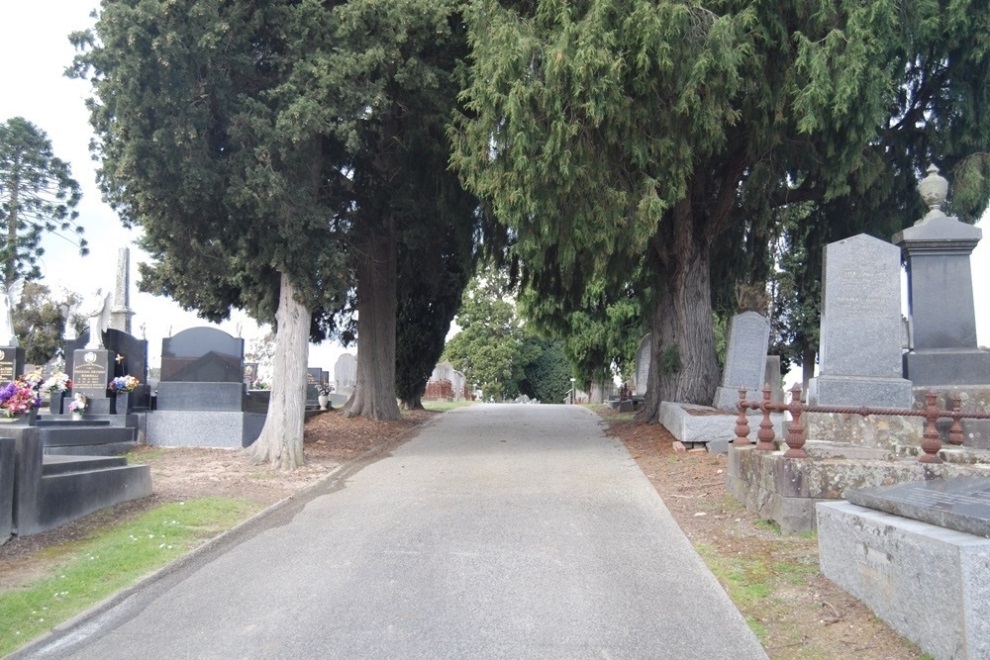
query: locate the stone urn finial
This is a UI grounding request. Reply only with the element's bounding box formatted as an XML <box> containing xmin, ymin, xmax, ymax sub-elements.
<box><xmin>918</xmin><ymin>164</ymin><xmax>948</xmax><ymax>214</ymax></box>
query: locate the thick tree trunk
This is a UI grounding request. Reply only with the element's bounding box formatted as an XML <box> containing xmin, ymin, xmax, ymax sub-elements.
<box><xmin>343</xmin><ymin>227</ymin><xmax>401</xmax><ymax>421</ymax></box>
<box><xmin>637</xmin><ymin>237</ymin><xmax>720</xmax><ymax>423</ymax></box>
<box><xmin>400</xmin><ymin>393</ymin><xmax>424</xmax><ymax>411</ymax></box>
<box><xmin>246</xmin><ymin>273</ymin><xmax>309</xmax><ymax>469</ymax></box>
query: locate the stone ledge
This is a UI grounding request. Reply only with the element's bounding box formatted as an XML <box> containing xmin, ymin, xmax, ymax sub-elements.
<box><xmin>660</xmin><ymin>401</ymin><xmax>786</xmax><ymax>454</ymax></box>
<box><xmin>818</xmin><ymin>501</ymin><xmax>990</xmax><ymax>659</ymax></box>
<box><xmin>727</xmin><ymin>444</ymin><xmax>990</xmax><ymax>533</ymax></box>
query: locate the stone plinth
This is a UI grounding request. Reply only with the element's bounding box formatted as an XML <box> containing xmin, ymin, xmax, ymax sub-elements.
<box><xmin>659</xmin><ymin>401</ymin><xmax>786</xmax><ymax>454</ymax></box>
<box><xmin>818</xmin><ymin>501</ymin><xmax>990</xmax><ymax>659</ymax></box>
<box><xmin>155</xmin><ymin>382</ymin><xmax>244</xmax><ymax>412</ymax></box>
<box><xmin>146</xmin><ymin>411</ymin><xmax>265</xmax><ymax>449</ymax></box>
<box><xmin>804</xmin><ymin>411</ymin><xmax>924</xmax><ymax>450</ymax></box>
<box><xmin>0</xmin><ymin>437</ymin><xmax>13</xmax><ymax>544</ymax></box>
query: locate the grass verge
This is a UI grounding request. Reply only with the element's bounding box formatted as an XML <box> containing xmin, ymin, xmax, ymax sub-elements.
<box><xmin>0</xmin><ymin>497</ymin><xmax>258</xmax><ymax>656</ymax></box>
<box><xmin>422</xmin><ymin>400</ymin><xmax>476</xmax><ymax>412</ymax></box>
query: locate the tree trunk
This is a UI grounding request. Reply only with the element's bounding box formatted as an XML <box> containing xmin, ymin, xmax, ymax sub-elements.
<box><xmin>637</xmin><ymin>236</ymin><xmax>720</xmax><ymax>423</ymax></box>
<box><xmin>246</xmin><ymin>273</ymin><xmax>309</xmax><ymax>469</ymax></box>
<box><xmin>400</xmin><ymin>393</ymin><xmax>424</xmax><ymax>410</ymax></box>
<box><xmin>343</xmin><ymin>226</ymin><xmax>401</xmax><ymax>421</ymax></box>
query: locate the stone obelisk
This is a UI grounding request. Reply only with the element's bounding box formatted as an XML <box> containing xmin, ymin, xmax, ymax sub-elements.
<box><xmin>109</xmin><ymin>247</ymin><xmax>135</xmax><ymax>333</ymax></box>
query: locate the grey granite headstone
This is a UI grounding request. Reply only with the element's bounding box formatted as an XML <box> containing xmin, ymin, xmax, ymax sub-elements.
<box><xmin>161</xmin><ymin>327</ymin><xmax>244</xmax><ymax>383</ymax></box>
<box><xmin>334</xmin><ymin>353</ymin><xmax>357</xmax><ymax>395</ymax></box>
<box><xmin>808</xmin><ymin>234</ymin><xmax>913</xmax><ymax>408</ymax></box>
<box><xmin>847</xmin><ymin>476</ymin><xmax>990</xmax><ymax>538</ymax></box>
<box><xmin>634</xmin><ymin>334</ymin><xmax>651</xmax><ymax>396</ymax></box>
<box><xmin>712</xmin><ymin>312</ymin><xmax>771</xmax><ymax>410</ymax></box>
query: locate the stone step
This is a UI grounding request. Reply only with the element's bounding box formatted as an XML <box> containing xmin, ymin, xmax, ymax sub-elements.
<box><xmin>40</xmin><ymin>426</ymin><xmax>136</xmax><ymax>448</ymax></box>
<box><xmin>42</xmin><ymin>454</ymin><xmax>127</xmax><ymax>476</ymax></box>
<box><xmin>37</xmin><ymin>419</ymin><xmax>112</xmax><ymax>428</ymax></box>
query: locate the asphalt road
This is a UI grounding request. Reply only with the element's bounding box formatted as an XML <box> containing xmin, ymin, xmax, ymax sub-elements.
<box><xmin>18</xmin><ymin>404</ymin><xmax>767</xmax><ymax>659</ymax></box>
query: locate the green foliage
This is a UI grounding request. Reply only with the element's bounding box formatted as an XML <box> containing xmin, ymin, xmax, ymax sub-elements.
<box><xmin>0</xmin><ymin>117</ymin><xmax>86</xmax><ymax>285</ymax></box>
<box><xmin>452</xmin><ymin>0</ymin><xmax>990</xmax><ymax>409</ymax></box>
<box><xmin>0</xmin><ymin>498</ymin><xmax>256</xmax><ymax>656</ymax></box>
<box><xmin>13</xmin><ymin>283</ymin><xmax>76</xmax><ymax>364</ymax></box>
<box><xmin>518</xmin><ymin>337</ymin><xmax>571</xmax><ymax>403</ymax></box>
<box><xmin>443</xmin><ymin>267</ymin><xmax>526</xmax><ymax>400</ymax></box>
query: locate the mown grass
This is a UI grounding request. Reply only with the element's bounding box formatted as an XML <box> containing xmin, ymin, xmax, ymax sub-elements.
<box><xmin>0</xmin><ymin>497</ymin><xmax>258</xmax><ymax>657</ymax></box>
<box><xmin>695</xmin><ymin>541</ymin><xmax>818</xmax><ymax>647</ymax></box>
<box><xmin>422</xmin><ymin>399</ymin><xmax>477</xmax><ymax>412</ymax></box>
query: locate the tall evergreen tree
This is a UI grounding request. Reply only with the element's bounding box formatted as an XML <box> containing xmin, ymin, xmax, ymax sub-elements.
<box><xmin>0</xmin><ymin>117</ymin><xmax>86</xmax><ymax>286</ymax></box>
<box><xmin>453</xmin><ymin>0</ymin><xmax>990</xmax><ymax>421</ymax></box>
<box><xmin>72</xmin><ymin>1</ymin><xmax>481</xmax><ymax>466</ymax></box>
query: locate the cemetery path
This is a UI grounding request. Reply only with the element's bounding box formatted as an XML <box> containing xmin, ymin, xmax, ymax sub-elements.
<box><xmin>17</xmin><ymin>404</ymin><xmax>766</xmax><ymax>659</ymax></box>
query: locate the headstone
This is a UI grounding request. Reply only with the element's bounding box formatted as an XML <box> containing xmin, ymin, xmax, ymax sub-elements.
<box><xmin>634</xmin><ymin>334</ymin><xmax>651</xmax><ymax>396</ymax></box>
<box><xmin>306</xmin><ymin>367</ymin><xmax>322</xmax><ymax>405</ymax></box>
<box><xmin>72</xmin><ymin>348</ymin><xmax>114</xmax><ymax>415</ymax></box>
<box><xmin>334</xmin><ymin>353</ymin><xmax>357</xmax><ymax>395</ymax></box>
<box><xmin>157</xmin><ymin>327</ymin><xmax>245</xmax><ymax>412</ymax></box>
<box><xmin>847</xmin><ymin>476</ymin><xmax>990</xmax><ymax>538</ymax></box>
<box><xmin>109</xmin><ymin>247</ymin><xmax>135</xmax><ymax>333</ymax></box>
<box><xmin>893</xmin><ymin>165</ymin><xmax>990</xmax><ymax>386</ymax></box>
<box><xmin>764</xmin><ymin>356</ymin><xmax>784</xmax><ymax>404</ymax></box>
<box><xmin>712</xmin><ymin>312</ymin><xmax>771</xmax><ymax>410</ymax></box>
<box><xmin>451</xmin><ymin>369</ymin><xmax>466</xmax><ymax>400</ymax></box>
<box><xmin>161</xmin><ymin>327</ymin><xmax>244</xmax><ymax>383</ymax></box>
<box><xmin>0</xmin><ymin>347</ymin><xmax>25</xmax><ymax>382</ymax></box>
<box><xmin>808</xmin><ymin>234</ymin><xmax>913</xmax><ymax>408</ymax></box>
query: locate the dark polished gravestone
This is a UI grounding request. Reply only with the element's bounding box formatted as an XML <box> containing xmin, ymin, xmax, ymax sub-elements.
<box><xmin>66</xmin><ymin>329</ymin><xmax>151</xmax><ymax>413</ymax></box>
<box><xmin>0</xmin><ymin>346</ymin><xmax>25</xmax><ymax>382</ymax></box>
<box><xmin>847</xmin><ymin>476</ymin><xmax>990</xmax><ymax>538</ymax></box>
<box><xmin>161</xmin><ymin>327</ymin><xmax>244</xmax><ymax>383</ymax></box>
<box><xmin>157</xmin><ymin>328</ymin><xmax>245</xmax><ymax>412</ymax></box>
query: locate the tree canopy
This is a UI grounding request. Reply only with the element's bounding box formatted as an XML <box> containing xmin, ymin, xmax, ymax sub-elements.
<box><xmin>453</xmin><ymin>0</ymin><xmax>990</xmax><ymax>420</ymax></box>
<box><xmin>0</xmin><ymin>117</ymin><xmax>86</xmax><ymax>286</ymax></box>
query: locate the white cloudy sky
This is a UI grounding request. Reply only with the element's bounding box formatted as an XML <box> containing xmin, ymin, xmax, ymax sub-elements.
<box><xmin>1</xmin><ymin>0</ymin><xmax>989</xmax><ymax>378</ymax></box>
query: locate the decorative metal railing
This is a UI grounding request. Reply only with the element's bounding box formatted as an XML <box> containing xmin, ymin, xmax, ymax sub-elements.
<box><xmin>732</xmin><ymin>384</ymin><xmax>990</xmax><ymax>464</ymax></box>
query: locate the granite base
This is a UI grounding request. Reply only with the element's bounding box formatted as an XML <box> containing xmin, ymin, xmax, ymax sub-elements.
<box><xmin>155</xmin><ymin>382</ymin><xmax>245</xmax><ymax>412</ymax></box>
<box><xmin>808</xmin><ymin>374</ymin><xmax>914</xmax><ymax>408</ymax></box>
<box><xmin>146</xmin><ymin>410</ymin><xmax>266</xmax><ymax>449</ymax></box>
<box><xmin>818</xmin><ymin>501</ymin><xmax>990</xmax><ymax>659</ymax></box>
<box><xmin>904</xmin><ymin>348</ymin><xmax>990</xmax><ymax>387</ymax></box>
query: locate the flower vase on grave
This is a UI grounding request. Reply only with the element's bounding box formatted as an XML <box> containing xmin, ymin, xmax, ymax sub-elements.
<box><xmin>114</xmin><ymin>392</ymin><xmax>132</xmax><ymax>415</ymax></box>
<box><xmin>72</xmin><ymin>410</ymin><xmax>83</xmax><ymax>421</ymax></box>
<box><xmin>318</xmin><ymin>393</ymin><xmax>330</xmax><ymax>410</ymax></box>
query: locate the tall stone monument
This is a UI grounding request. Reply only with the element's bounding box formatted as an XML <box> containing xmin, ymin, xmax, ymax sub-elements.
<box><xmin>109</xmin><ymin>247</ymin><xmax>135</xmax><ymax>333</ymax></box>
<box><xmin>808</xmin><ymin>234</ymin><xmax>913</xmax><ymax>408</ymax></box>
<box><xmin>712</xmin><ymin>312</ymin><xmax>771</xmax><ymax>410</ymax></box>
<box><xmin>893</xmin><ymin>165</ymin><xmax>990</xmax><ymax>386</ymax></box>
<box><xmin>634</xmin><ymin>333</ymin><xmax>651</xmax><ymax>396</ymax></box>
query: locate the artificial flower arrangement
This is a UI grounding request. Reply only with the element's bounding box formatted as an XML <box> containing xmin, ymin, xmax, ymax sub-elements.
<box><xmin>41</xmin><ymin>371</ymin><xmax>73</xmax><ymax>395</ymax></box>
<box><xmin>109</xmin><ymin>375</ymin><xmax>140</xmax><ymax>393</ymax></box>
<box><xmin>68</xmin><ymin>393</ymin><xmax>89</xmax><ymax>414</ymax></box>
<box><xmin>0</xmin><ymin>379</ymin><xmax>42</xmax><ymax>417</ymax></box>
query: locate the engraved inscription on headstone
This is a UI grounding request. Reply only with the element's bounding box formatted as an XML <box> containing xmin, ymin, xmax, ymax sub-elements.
<box><xmin>848</xmin><ymin>476</ymin><xmax>990</xmax><ymax>538</ymax></box>
<box><xmin>0</xmin><ymin>349</ymin><xmax>15</xmax><ymax>382</ymax></box>
<box><xmin>712</xmin><ymin>313</ymin><xmax>770</xmax><ymax>409</ymax></box>
<box><xmin>808</xmin><ymin>234</ymin><xmax>912</xmax><ymax>408</ymax></box>
<box><xmin>72</xmin><ymin>349</ymin><xmax>112</xmax><ymax>398</ymax></box>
